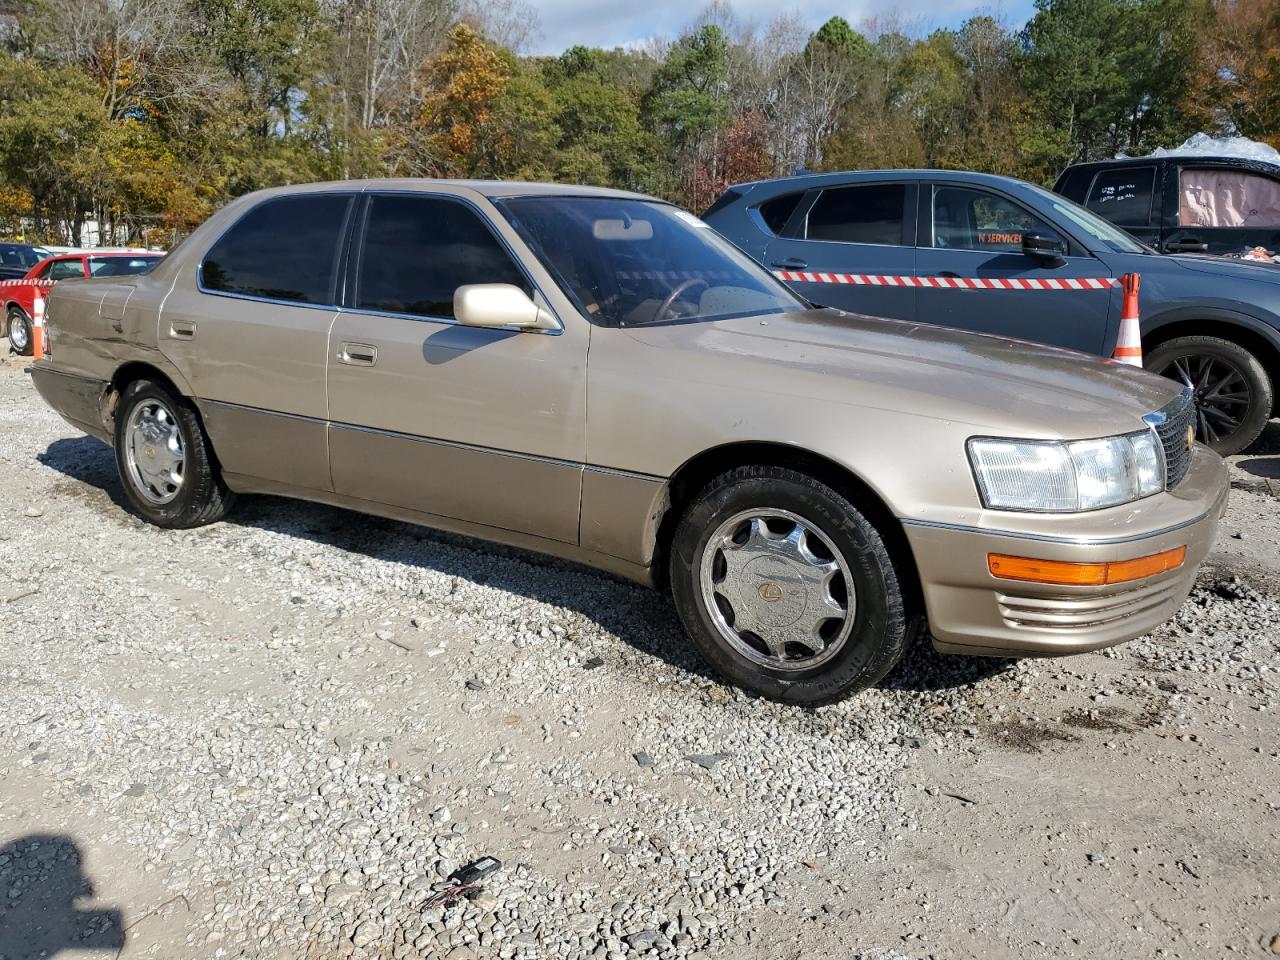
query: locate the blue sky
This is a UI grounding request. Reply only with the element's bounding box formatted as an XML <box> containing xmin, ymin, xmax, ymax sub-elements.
<box><xmin>525</xmin><ymin>0</ymin><xmax>1039</xmax><ymax>54</ymax></box>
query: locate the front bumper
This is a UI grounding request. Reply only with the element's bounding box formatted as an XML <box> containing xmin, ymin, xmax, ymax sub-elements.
<box><xmin>903</xmin><ymin>446</ymin><xmax>1229</xmax><ymax>657</ymax></box>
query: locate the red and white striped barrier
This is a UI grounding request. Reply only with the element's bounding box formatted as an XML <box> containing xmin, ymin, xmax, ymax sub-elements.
<box><xmin>772</xmin><ymin>270</ymin><xmax>1119</xmax><ymax>290</ymax></box>
<box><xmin>0</xmin><ymin>278</ymin><xmax>54</xmax><ymax>288</ymax></box>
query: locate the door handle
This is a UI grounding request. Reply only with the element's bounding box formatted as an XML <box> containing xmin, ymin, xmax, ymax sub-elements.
<box><xmin>1166</xmin><ymin>238</ymin><xmax>1208</xmax><ymax>253</ymax></box>
<box><xmin>771</xmin><ymin>257</ymin><xmax>808</xmax><ymax>270</ymax></box>
<box><xmin>338</xmin><ymin>342</ymin><xmax>377</xmax><ymax>366</ymax></box>
<box><xmin>168</xmin><ymin>320</ymin><xmax>196</xmax><ymax>339</ymax></box>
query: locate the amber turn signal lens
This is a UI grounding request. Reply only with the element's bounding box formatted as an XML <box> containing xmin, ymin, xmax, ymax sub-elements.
<box><xmin>987</xmin><ymin>546</ymin><xmax>1187</xmax><ymax>586</ymax></box>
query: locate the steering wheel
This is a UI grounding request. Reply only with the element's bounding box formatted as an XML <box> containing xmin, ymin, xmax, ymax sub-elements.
<box><xmin>650</xmin><ymin>278</ymin><xmax>709</xmax><ymax>324</ymax></box>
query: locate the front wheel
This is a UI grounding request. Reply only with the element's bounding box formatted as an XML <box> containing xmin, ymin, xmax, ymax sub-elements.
<box><xmin>113</xmin><ymin>379</ymin><xmax>235</xmax><ymax>528</ymax></box>
<box><xmin>1146</xmin><ymin>335</ymin><xmax>1272</xmax><ymax>456</ymax></box>
<box><xmin>7</xmin><ymin>307</ymin><xmax>32</xmax><ymax>356</ymax></box>
<box><xmin>668</xmin><ymin>465</ymin><xmax>911</xmax><ymax>706</ymax></box>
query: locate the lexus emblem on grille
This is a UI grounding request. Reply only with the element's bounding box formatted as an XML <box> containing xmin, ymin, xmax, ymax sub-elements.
<box><xmin>758</xmin><ymin>582</ymin><xmax>784</xmax><ymax>602</ymax></box>
<box><xmin>1186</xmin><ymin>424</ymin><xmax>1195</xmax><ymax>451</ymax></box>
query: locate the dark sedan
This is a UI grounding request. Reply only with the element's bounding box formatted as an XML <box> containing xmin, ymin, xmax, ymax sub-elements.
<box><xmin>704</xmin><ymin>169</ymin><xmax>1280</xmax><ymax>455</ymax></box>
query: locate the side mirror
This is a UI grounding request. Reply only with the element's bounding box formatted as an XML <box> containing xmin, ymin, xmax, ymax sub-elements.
<box><xmin>453</xmin><ymin>284</ymin><xmax>559</xmax><ymax>332</ymax></box>
<box><xmin>1022</xmin><ymin>233</ymin><xmax>1067</xmax><ymax>261</ymax></box>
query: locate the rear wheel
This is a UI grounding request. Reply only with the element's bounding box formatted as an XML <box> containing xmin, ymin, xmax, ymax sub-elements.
<box><xmin>668</xmin><ymin>465</ymin><xmax>911</xmax><ymax>706</ymax></box>
<box><xmin>7</xmin><ymin>307</ymin><xmax>32</xmax><ymax>356</ymax></box>
<box><xmin>1146</xmin><ymin>335</ymin><xmax>1272</xmax><ymax>456</ymax></box>
<box><xmin>113</xmin><ymin>379</ymin><xmax>234</xmax><ymax>528</ymax></box>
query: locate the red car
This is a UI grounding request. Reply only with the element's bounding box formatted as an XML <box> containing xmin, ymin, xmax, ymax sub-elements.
<box><xmin>4</xmin><ymin>250</ymin><xmax>164</xmax><ymax>355</ymax></box>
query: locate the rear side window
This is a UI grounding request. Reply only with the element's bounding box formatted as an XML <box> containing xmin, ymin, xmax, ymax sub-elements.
<box><xmin>806</xmin><ymin>185</ymin><xmax>906</xmax><ymax>244</ymax></box>
<box><xmin>757</xmin><ymin>192</ymin><xmax>803</xmax><ymax>235</ymax></box>
<box><xmin>201</xmin><ymin>194</ymin><xmax>352</xmax><ymax>304</ymax></box>
<box><xmin>1179</xmin><ymin>168</ymin><xmax>1280</xmax><ymax>227</ymax></box>
<box><xmin>356</xmin><ymin>195</ymin><xmax>529</xmax><ymax>320</ymax></box>
<box><xmin>1085</xmin><ymin>166</ymin><xmax>1155</xmax><ymax>226</ymax></box>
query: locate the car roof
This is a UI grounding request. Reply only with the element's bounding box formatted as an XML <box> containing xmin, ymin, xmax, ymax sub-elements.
<box><xmin>244</xmin><ymin>178</ymin><xmax>662</xmax><ymax>205</ymax></box>
<box><xmin>726</xmin><ymin>169</ymin><xmax>1042</xmax><ymax>195</ymax></box>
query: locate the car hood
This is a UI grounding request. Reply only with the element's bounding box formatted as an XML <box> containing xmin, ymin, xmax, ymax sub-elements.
<box><xmin>1169</xmin><ymin>253</ymin><xmax>1280</xmax><ymax>283</ymax></box>
<box><xmin>627</xmin><ymin>308</ymin><xmax>1183</xmax><ymax>440</ymax></box>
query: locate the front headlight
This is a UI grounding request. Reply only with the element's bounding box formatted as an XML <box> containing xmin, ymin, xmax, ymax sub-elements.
<box><xmin>968</xmin><ymin>431</ymin><xmax>1164</xmax><ymax>512</ymax></box>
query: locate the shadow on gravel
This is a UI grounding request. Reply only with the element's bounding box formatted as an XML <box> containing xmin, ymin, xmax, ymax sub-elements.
<box><xmin>877</xmin><ymin>628</ymin><xmax>1019</xmax><ymax>692</ymax></box>
<box><xmin>0</xmin><ymin>834</ymin><xmax>124</xmax><ymax>959</ymax></box>
<box><xmin>39</xmin><ymin>434</ymin><xmax>1007</xmax><ymax>697</ymax></box>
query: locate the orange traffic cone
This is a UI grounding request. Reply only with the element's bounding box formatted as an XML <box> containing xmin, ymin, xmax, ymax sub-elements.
<box><xmin>1113</xmin><ymin>273</ymin><xmax>1142</xmax><ymax>367</ymax></box>
<box><xmin>31</xmin><ymin>288</ymin><xmax>45</xmax><ymax>360</ymax></box>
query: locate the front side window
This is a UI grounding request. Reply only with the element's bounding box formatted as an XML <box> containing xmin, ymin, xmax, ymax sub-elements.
<box><xmin>48</xmin><ymin>259</ymin><xmax>85</xmax><ymax>280</ymax></box>
<box><xmin>88</xmin><ymin>256</ymin><xmax>161</xmax><ymax>277</ymax></box>
<box><xmin>497</xmin><ymin>196</ymin><xmax>806</xmax><ymax>328</ymax></box>
<box><xmin>1086</xmin><ymin>166</ymin><xmax>1155</xmax><ymax>226</ymax></box>
<box><xmin>1179</xmin><ymin>168</ymin><xmax>1280</xmax><ymax>228</ymax></box>
<box><xmin>806</xmin><ymin>184</ymin><xmax>906</xmax><ymax>245</ymax></box>
<box><xmin>0</xmin><ymin>245</ymin><xmax>38</xmax><ymax>267</ymax></box>
<box><xmin>201</xmin><ymin>194</ymin><xmax>352</xmax><ymax>304</ymax></box>
<box><xmin>932</xmin><ymin>186</ymin><xmax>1057</xmax><ymax>253</ymax></box>
<box><xmin>355</xmin><ymin>195</ymin><xmax>530</xmax><ymax>320</ymax></box>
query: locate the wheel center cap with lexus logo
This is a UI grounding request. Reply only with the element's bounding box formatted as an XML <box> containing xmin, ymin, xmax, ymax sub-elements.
<box><xmin>742</xmin><ymin>557</ymin><xmax>807</xmax><ymax>628</ymax></box>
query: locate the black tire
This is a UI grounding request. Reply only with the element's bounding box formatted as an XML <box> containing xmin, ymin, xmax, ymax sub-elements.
<box><xmin>668</xmin><ymin>465</ymin><xmax>911</xmax><ymax>706</ymax></box>
<box><xmin>1146</xmin><ymin>335</ymin><xmax>1273</xmax><ymax>456</ymax></box>
<box><xmin>113</xmin><ymin>379</ymin><xmax>234</xmax><ymax>528</ymax></box>
<box><xmin>7</xmin><ymin>307</ymin><xmax>32</xmax><ymax>356</ymax></box>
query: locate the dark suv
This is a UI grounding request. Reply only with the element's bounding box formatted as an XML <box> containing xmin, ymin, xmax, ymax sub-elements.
<box><xmin>1054</xmin><ymin>155</ymin><xmax>1280</xmax><ymax>257</ymax></box>
<box><xmin>703</xmin><ymin>169</ymin><xmax>1280</xmax><ymax>455</ymax></box>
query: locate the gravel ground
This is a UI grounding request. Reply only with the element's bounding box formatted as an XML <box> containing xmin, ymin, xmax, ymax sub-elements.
<box><xmin>0</xmin><ymin>352</ymin><xmax>1277</xmax><ymax>960</ymax></box>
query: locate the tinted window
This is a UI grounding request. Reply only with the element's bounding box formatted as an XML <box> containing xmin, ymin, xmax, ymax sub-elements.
<box><xmin>1086</xmin><ymin>166</ymin><xmax>1155</xmax><ymax>226</ymax></box>
<box><xmin>89</xmin><ymin>256</ymin><xmax>161</xmax><ymax>277</ymax></box>
<box><xmin>806</xmin><ymin>185</ymin><xmax>905</xmax><ymax>244</ymax></box>
<box><xmin>357</xmin><ymin>195</ymin><xmax>529</xmax><ymax>320</ymax></box>
<box><xmin>0</xmin><ymin>245</ymin><xmax>38</xmax><ymax>267</ymax></box>
<box><xmin>498</xmin><ymin>197</ymin><xmax>804</xmax><ymax>328</ymax></box>
<box><xmin>758</xmin><ymin>192</ymin><xmax>803</xmax><ymax>235</ymax></box>
<box><xmin>48</xmin><ymin>260</ymin><xmax>84</xmax><ymax>280</ymax></box>
<box><xmin>932</xmin><ymin>186</ymin><xmax>1058</xmax><ymax>253</ymax></box>
<box><xmin>1179</xmin><ymin>168</ymin><xmax>1280</xmax><ymax>227</ymax></box>
<box><xmin>202</xmin><ymin>194</ymin><xmax>351</xmax><ymax>304</ymax></box>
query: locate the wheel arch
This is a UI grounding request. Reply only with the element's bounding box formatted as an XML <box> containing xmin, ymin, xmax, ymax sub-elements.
<box><xmin>1143</xmin><ymin>308</ymin><xmax>1280</xmax><ymax>415</ymax></box>
<box><xmin>651</xmin><ymin>441</ymin><xmax>922</xmax><ymax>608</ymax></box>
<box><xmin>104</xmin><ymin>360</ymin><xmax>198</xmax><ymax>435</ymax></box>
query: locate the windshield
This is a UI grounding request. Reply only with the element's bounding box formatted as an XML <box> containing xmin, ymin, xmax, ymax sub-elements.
<box><xmin>88</xmin><ymin>255</ymin><xmax>162</xmax><ymax>277</ymax></box>
<box><xmin>0</xmin><ymin>245</ymin><xmax>39</xmax><ymax>267</ymax></box>
<box><xmin>495</xmin><ymin>197</ymin><xmax>806</xmax><ymax>327</ymax></box>
<box><xmin>1026</xmin><ymin>184</ymin><xmax>1150</xmax><ymax>254</ymax></box>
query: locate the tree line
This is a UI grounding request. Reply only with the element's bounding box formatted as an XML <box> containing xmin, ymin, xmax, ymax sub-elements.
<box><xmin>0</xmin><ymin>0</ymin><xmax>1276</xmax><ymax>246</ymax></box>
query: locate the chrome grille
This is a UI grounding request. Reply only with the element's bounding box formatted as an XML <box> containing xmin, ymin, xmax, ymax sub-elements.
<box><xmin>1152</xmin><ymin>391</ymin><xmax>1195</xmax><ymax>490</ymax></box>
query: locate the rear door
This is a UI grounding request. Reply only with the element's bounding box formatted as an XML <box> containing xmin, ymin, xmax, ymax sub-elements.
<box><xmin>764</xmin><ymin>181</ymin><xmax>917</xmax><ymax>321</ymax></box>
<box><xmin>1164</xmin><ymin>161</ymin><xmax>1280</xmax><ymax>256</ymax></box>
<box><xmin>914</xmin><ymin>183</ymin><xmax>1114</xmax><ymax>355</ymax></box>
<box><xmin>159</xmin><ymin>191</ymin><xmax>356</xmax><ymax>491</ymax></box>
<box><xmin>1080</xmin><ymin>164</ymin><xmax>1162</xmax><ymax>249</ymax></box>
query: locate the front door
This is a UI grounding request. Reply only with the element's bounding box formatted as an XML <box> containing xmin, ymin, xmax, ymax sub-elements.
<box><xmin>1164</xmin><ymin>162</ymin><xmax>1280</xmax><ymax>256</ymax></box>
<box><xmin>159</xmin><ymin>191</ymin><xmax>355</xmax><ymax>491</ymax></box>
<box><xmin>325</xmin><ymin>192</ymin><xmax>587</xmax><ymax>544</ymax></box>
<box><xmin>765</xmin><ymin>182</ymin><xmax>918</xmax><ymax>321</ymax></box>
<box><xmin>915</xmin><ymin>184</ymin><xmax>1114</xmax><ymax>356</ymax></box>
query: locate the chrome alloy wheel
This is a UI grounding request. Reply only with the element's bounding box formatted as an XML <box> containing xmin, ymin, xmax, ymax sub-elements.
<box><xmin>699</xmin><ymin>509</ymin><xmax>855</xmax><ymax>672</ymax></box>
<box><xmin>8</xmin><ymin>313</ymin><xmax>28</xmax><ymax>352</ymax></box>
<box><xmin>124</xmin><ymin>399</ymin><xmax>185</xmax><ymax>504</ymax></box>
